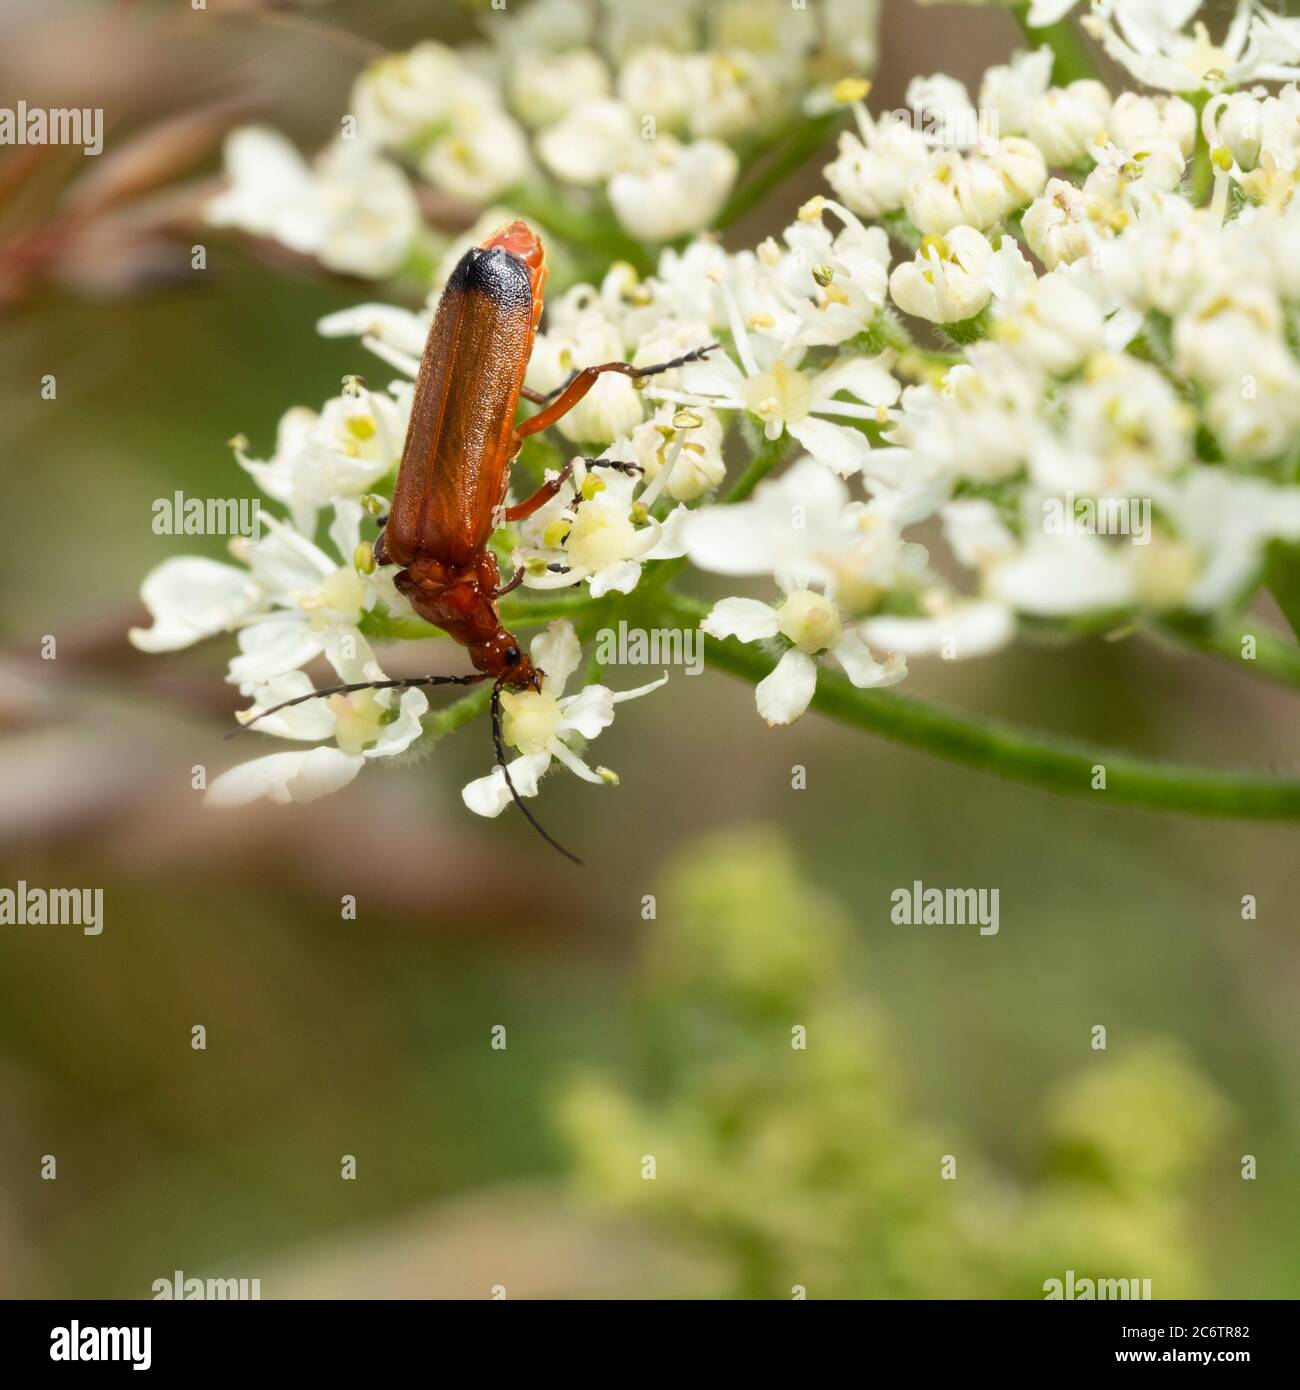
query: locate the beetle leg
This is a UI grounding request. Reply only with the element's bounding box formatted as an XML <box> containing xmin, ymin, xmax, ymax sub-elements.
<box><xmin>490</xmin><ymin>567</ymin><xmax>527</xmax><ymax>599</ymax></box>
<box><xmin>504</xmin><ymin>457</ymin><xmax>644</xmax><ymax>523</ymax></box>
<box><xmin>514</xmin><ymin>343</ymin><xmax>720</xmax><ymax>440</ymax></box>
<box><xmin>519</xmin><ymin>365</ymin><xmax>584</xmax><ymax>405</ymax></box>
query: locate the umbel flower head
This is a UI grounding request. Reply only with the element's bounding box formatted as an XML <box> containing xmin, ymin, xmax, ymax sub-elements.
<box><xmin>131</xmin><ymin>0</ymin><xmax>1300</xmax><ymax>837</ymax></box>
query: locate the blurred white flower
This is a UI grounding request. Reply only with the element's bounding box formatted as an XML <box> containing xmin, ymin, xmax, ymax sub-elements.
<box><xmin>607</xmin><ymin>136</ymin><xmax>739</xmax><ymax>241</ymax></box>
<box><xmin>861</xmin><ymin>600</ymin><xmax>1014</xmax><ymax>659</ymax></box>
<box><xmin>208</xmin><ymin>129</ymin><xmax>421</xmax><ymax>279</ymax></box>
<box><xmin>420</xmin><ymin>105</ymin><xmax>531</xmax><ymax>204</ymax></box>
<box><xmin>205</xmin><ymin>652</ymin><xmax>429</xmax><ymax>809</ymax></box>
<box><xmin>537</xmin><ymin>97</ymin><xmax>641</xmax><ymax>185</ymax></box>
<box><xmin>508</xmin><ymin>47</ymin><xmax>611</xmax><ymax>127</ymax></box>
<box><xmin>1082</xmin><ymin>0</ymin><xmax>1300</xmax><ymax>94</ymax></box>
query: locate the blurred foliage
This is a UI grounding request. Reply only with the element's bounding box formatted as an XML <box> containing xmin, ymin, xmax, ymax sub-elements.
<box><xmin>558</xmin><ymin>828</ymin><xmax>1228</xmax><ymax>1298</ymax></box>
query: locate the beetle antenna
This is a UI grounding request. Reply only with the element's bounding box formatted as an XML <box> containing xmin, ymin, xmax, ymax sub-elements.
<box><xmin>227</xmin><ymin>674</ymin><xmax>488</xmax><ymax>738</ymax></box>
<box><xmin>490</xmin><ymin>682</ymin><xmax>584</xmax><ymax>866</ymax></box>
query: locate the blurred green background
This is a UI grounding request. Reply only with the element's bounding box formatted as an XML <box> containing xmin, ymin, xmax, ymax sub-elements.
<box><xmin>0</xmin><ymin>0</ymin><xmax>1296</xmax><ymax>1299</ymax></box>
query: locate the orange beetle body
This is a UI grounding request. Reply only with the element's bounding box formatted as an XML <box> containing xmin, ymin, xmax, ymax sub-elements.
<box><xmin>375</xmin><ymin>221</ymin><xmax>548</xmax><ymax>688</ymax></box>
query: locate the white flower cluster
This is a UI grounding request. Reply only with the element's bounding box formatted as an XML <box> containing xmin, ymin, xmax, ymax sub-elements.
<box><xmin>134</xmin><ymin>1</ymin><xmax>1300</xmax><ymax>819</ymax></box>
<box><xmin>205</xmin><ymin>0</ymin><xmax>881</xmax><ymax>276</ymax></box>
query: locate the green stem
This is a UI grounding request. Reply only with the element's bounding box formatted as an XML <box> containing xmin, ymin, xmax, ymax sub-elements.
<box><xmin>424</xmin><ymin>682</ymin><xmax>492</xmax><ymax>740</ymax></box>
<box><xmin>715</xmin><ymin>113</ymin><xmax>841</xmax><ymax>232</ymax></box>
<box><xmin>1155</xmin><ymin>616</ymin><xmax>1300</xmax><ymax>692</ymax></box>
<box><xmin>1264</xmin><ymin>540</ymin><xmax>1300</xmax><ymax>640</ymax></box>
<box><xmin>1009</xmin><ymin>5</ymin><xmax>1101</xmax><ymax>86</ymax></box>
<box><xmin>360</xmin><ymin>591</ymin><xmax>596</xmax><ymax>643</ymax></box>
<box><xmin>724</xmin><ymin>429</ymin><xmax>792</xmax><ymax>505</ymax></box>
<box><xmin>1188</xmin><ymin>91</ymin><xmax>1216</xmax><ymax>208</ymax></box>
<box><xmin>664</xmin><ymin>592</ymin><xmax>1300</xmax><ymax>820</ymax></box>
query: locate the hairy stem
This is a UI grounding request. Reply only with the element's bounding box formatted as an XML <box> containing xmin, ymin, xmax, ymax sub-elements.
<box><xmin>1155</xmin><ymin>616</ymin><xmax>1300</xmax><ymax>692</ymax></box>
<box><xmin>724</xmin><ymin>429</ymin><xmax>793</xmax><ymax>504</ymax></box>
<box><xmin>424</xmin><ymin>682</ymin><xmax>492</xmax><ymax>740</ymax></box>
<box><xmin>664</xmin><ymin>592</ymin><xmax>1300</xmax><ymax>820</ymax></box>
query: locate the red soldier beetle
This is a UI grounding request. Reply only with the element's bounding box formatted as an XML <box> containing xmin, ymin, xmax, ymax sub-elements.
<box><xmin>239</xmin><ymin>220</ymin><xmax>718</xmax><ymax>862</ymax></box>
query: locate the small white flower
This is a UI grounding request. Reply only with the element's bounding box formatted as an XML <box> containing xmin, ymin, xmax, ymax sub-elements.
<box><xmin>990</xmin><ymin>530</ymin><xmax>1137</xmax><ymax>617</ymax></box>
<box><xmin>991</xmin><ymin>268</ymin><xmax>1107</xmax><ymax>376</ymax></box>
<box><xmin>1082</xmin><ymin>0</ymin><xmax>1300</xmax><ymax>94</ymax></box>
<box><xmin>683</xmin><ymin>49</ymin><xmax>788</xmax><ymax>141</ymax></box>
<box><xmin>625</xmin><ymin>404</ymin><xmax>727</xmax><ymax>502</ymax></box>
<box><xmin>1151</xmin><ymin>469</ymin><xmax>1300</xmax><ymax>609</ymax></box>
<box><xmin>208</xmin><ymin>129</ymin><xmax>421</xmax><ymax>279</ymax></box>
<box><xmin>516</xmin><ymin>460</ymin><xmax>684</xmax><ymax>598</ymax></box>
<box><xmin>1106</xmin><ymin>91</ymin><xmax>1198</xmax><ymax>158</ymax></box>
<box><xmin>420</xmin><ymin>105</ymin><xmax>531</xmax><ymax>204</ymax></box>
<box><xmin>904</xmin><ymin>139</ymin><xmax>1047</xmax><ymax>234</ymax></box>
<box><xmin>131</xmin><ymin>500</ymin><xmax>386</xmax><ymax>691</ymax></box>
<box><xmin>889</xmin><ymin>227</ymin><xmax>995</xmax><ymax>324</ymax></box>
<box><xmin>462</xmin><ymin>620</ymin><xmax>667</xmax><ymax>815</ymax></box>
<box><xmin>206</xmin><ymin>656</ymin><xmax>429</xmax><ymax>808</ymax></box>
<box><xmin>980</xmin><ymin>49</ymin><xmax>1111</xmax><ymax>165</ymax></box>
<box><xmin>234</xmin><ymin>385</ymin><xmax>410</xmax><ymax>537</ymax></box>
<box><xmin>1022</xmin><ymin>176</ymin><xmax>1097</xmax><ymax>268</ymax></box>
<box><xmin>766</xmin><ymin>199</ymin><xmax>891</xmax><ymax>346</ymax></box>
<box><xmin>537</xmin><ymin>97</ymin><xmax>641</xmax><ymax>185</ymax></box>
<box><xmin>648</xmin><ymin>271</ymin><xmax>899</xmax><ymax>478</ymax></box>
<box><xmin>823</xmin><ymin>112</ymin><xmax>931</xmax><ymax>220</ymax></box>
<box><xmin>884</xmin><ymin>343</ymin><xmax>1051</xmax><ymax>485</ymax></box>
<box><xmin>351</xmin><ymin>42</ymin><xmax>497</xmax><ymax>148</ymax></box>
<box><xmin>702</xmin><ymin>581</ymin><xmax>906</xmax><ymax>725</ymax></box>
<box><xmin>508</xmin><ymin>47</ymin><xmax>611</xmax><ymax>127</ymax></box>
<box><xmin>617</xmin><ymin>47</ymin><xmax>696</xmax><ymax>132</ymax></box>
<box><xmin>607</xmin><ymin>136</ymin><xmax>739</xmax><ymax>241</ymax></box>
<box><xmin>681</xmin><ymin>456</ymin><xmax>915</xmax><ymax>596</ymax></box>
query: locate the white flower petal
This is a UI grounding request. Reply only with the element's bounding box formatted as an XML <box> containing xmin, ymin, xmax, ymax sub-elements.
<box><xmin>860</xmin><ymin>603</ymin><xmax>1015</xmax><ymax>659</ymax></box>
<box><xmin>228</xmin><ymin>617</ymin><xmax>325</xmax><ymax>685</ymax></box>
<box><xmin>588</xmin><ymin>559</ymin><xmax>643</xmax><ymax>597</ymax></box>
<box><xmin>701</xmin><ymin>596</ymin><xmax>780</xmax><ymax>643</ymax></box>
<box><xmin>547</xmin><ymin>737</ymin><xmax>606</xmax><ymax>783</ymax></box>
<box><xmin>557</xmin><ymin>684</ymin><xmax>617</xmax><ymax>739</ymax></box>
<box><xmin>364</xmin><ymin>687</ymin><xmax>429</xmax><ymax>758</ymax></box>
<box><xmin>241</xmin><ymin>671</ymin><xmax>336</xmax><ymax>741</ymax></box>
<box><xmin>205</xmin><ymin>747</ymin><xmax>363</xmax><ymax>807</ymax></box>
<box><xmin>462</xmin><ymin>752</ymin><xmax>552</xmax><ymax>817</ymax></box>
<box><xmin>831</xmin><ymin>632</ymin><xmax>909</xmax><ymax>688</ymax></box>
<box><xmin>531</xmin><ymin>619</ymin><xmax>582</xmax><ymax>693</ymax></box>
<box><xmin>129</xmin><ymin>557</ymin><xmax>262</xmax><ymax>653</ymax></box>
<box><xmin>755</xmin><ymin>648</ymin><xmax>818</xmax><ymax>725</ymax></box>
<box><xmin>787</xmin><ymin>416</ymin><xmax>873</xmax><ymax>478</ymax></box>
